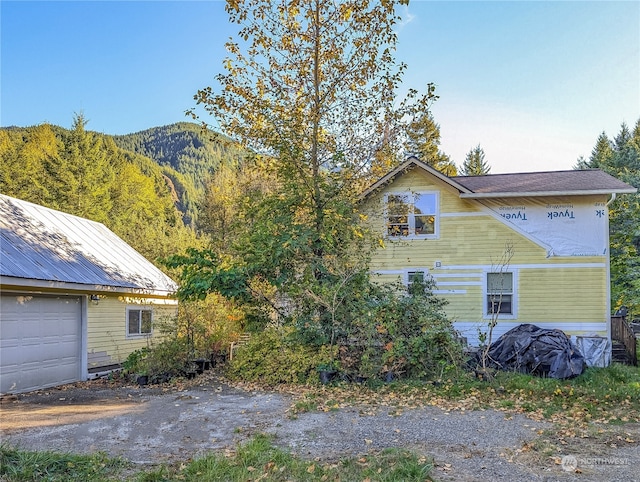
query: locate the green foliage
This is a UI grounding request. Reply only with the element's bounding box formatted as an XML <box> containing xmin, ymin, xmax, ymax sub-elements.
<box><xmin>336</xmin><ymin>277</ymin><xmax>464</xmax><ymax>380</ymax></box>
<box><xmin>226</xmin><ymin>275</ymin><xmax>463</xmax><ymax>384</ymax></box>
<box><xmin>0</xmin><ymin>434</ymin><xmax>434</xmax><ymax>481</ymax></box>
<box><xmin>0</xmin><ymin>119</ymin><xmax>202</xmax><ymax>268</ymax></box>
<box><xmin>460</xmin><ymin>144</ymin><xmax>491</xmax><ymax>176</ymax></box>
<box><xmin>177</xmin><ymin>0</ymin><xmax>442</xmax><ymax>345</ymax></box>
<box><xmin>113</xmin><ymin>122</ymin><xmax>247</xmax><ymax>226</ymax></box>
<box><xmin>127</xmin><ymin>295</ymin><xmax>246</xmax><ymax>380</ymax></box>
<box><xmin>405</xmin><ymin>108</ymin><xmax>456</xmax><ymax>175</ymax></box>
<box><xmin>578</xmin><ymin>120</ymin><xmax>640</xmax><ymax>316</ymax></box>
<box><xmin>122</xmin><ymin>347</ymin><xmax>151</xmax><ymax>375</ymax></box>
<box><xmin>227</xmin><ymin>327</ymin><xmax>338</xmax><ymax>385</ymax></box>
<box><xmin>0</xmin><ymin>445</ymin><xmax>125</xmax><ymax>482</ymax></box>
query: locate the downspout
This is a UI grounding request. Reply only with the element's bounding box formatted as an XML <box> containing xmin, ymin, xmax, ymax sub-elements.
<box><xmin>605</xmin><ymin>193</ymin><xmax>616</xmax><ymax>358</ymax></box>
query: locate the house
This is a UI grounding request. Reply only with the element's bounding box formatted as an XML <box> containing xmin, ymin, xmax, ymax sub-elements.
<box><xmin>0</xmin><ymin>194</ymin><xmax>178</xmax><ymax>394</ymax></box>
<box><xmin>362</xmin><ymin>157</ymin><xmax>636</xmax><ymax>353</ymax></box>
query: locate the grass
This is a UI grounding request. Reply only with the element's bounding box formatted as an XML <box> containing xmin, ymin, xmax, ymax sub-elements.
<box><xmin>0</xmin><ymin>435</ymin><xmax>434</xmax><ymax>482</ymax></box>
<box><xmin>292</xmin><ymin>363</ymin><xmax>640</xmax><ymax>428</ymax></box>
<box><xmin>0</xmin><ymin>445</ymin><xmax>126</xmax><ymax>481</ymax></box>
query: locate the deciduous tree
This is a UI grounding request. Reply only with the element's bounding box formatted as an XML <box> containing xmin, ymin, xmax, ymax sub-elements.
<box><xmin>178</xmin><ymin>0</ymin><xmax>438</xmax><ymax>331</ymax></box>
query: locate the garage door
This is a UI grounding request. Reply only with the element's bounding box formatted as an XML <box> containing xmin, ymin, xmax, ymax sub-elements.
<box><xmin>0</xmin><ymin>294</ymin><xmax>82</xmax><ymax>394</ymax></box>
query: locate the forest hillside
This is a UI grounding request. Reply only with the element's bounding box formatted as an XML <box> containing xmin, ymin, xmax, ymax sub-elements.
<box><xmin>0</xmin><ymin>118</ymin><xmax>244</xmax><ymax>267</ymax></box>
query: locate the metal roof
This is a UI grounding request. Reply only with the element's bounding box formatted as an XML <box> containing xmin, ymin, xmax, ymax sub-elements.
<box><xmin>0</xmin><ymin>195</ymin><xmax>177</xmax><ymax>296</ymax></box>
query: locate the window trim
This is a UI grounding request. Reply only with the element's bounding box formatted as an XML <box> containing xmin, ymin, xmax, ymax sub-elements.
<box><xmin>126</xmin><ymin>307</ymin><xmax>153</xmax><ymax>338</ymax></box>
<box><xmin>483</xmin><ymin>269</ymin><xmax>517</xmax><ymax>320</ymax></box>
<box><xmin>384</xmin><ymin>191</ymin><xmax>439</xmax><ymax>240</ymax></box>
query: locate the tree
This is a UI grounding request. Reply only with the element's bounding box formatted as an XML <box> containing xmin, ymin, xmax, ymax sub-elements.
<box><xmin>579</xmin><ymin>120</ymin><xmax>640</xmax><ymax>316</ymax></box>
<box><xmin>405</xmin><ymin>110</ymin><xmax>457</xmax><ymax>175</ymax></box>
<box><xmin>178</xmin><ymin>0</ymin><xmax>438</xmax><ymax>331</ymax></box>
<box><xmin>0</xmin><ymin>124</ymin><xmax>58</xmax><ymax>205</ymax></box>
<box><xmin>460</xmin><ymin>144</ymin><xmax>491</xmax><ymax>176</ymax></box>
<box><xmin>54</xmin><ymin>113</ymin><xmax>114</xmax><ymax>223</ymax></box>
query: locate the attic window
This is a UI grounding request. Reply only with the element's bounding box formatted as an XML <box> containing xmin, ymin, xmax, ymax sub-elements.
<box><xmin>385</xmin><ymin>192</ymin><xmax>438</xmax><ymax>238</ymax></box>
<box><xmin>127</xmin><ymin>308</ymin><xmax>152</xmax><ymax>337</ymax></box>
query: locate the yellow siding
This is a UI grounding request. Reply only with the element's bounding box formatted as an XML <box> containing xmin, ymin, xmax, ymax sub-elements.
<box><xmin>87</xmin><ymin>295</ymin><xmax>177</xmax><ymax>369</ymax></box>
<box><xmin>518</xmin><ymin>268</ymin><xmax>607</xmax><ymax>322</ymax></box>
<box><xmin>364</xmin><ymin>167</ymin><xmax>610</xmax><ymax>345</ymax></box>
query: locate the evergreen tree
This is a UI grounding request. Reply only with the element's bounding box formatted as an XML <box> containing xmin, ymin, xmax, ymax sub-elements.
<box><xmin>405</xmin><ymin>110</ymin><xmax>456</xmax><ymax>175</ymax></box>
<box><xmin>460</xmin><ymin>144</ymin><xmax>491</xmax><ymax>176</ymax></box>
<box><xmin>580</xmin><ymin>120</ymin><xmax>640</xmax><ymax>315</ymax></box>
<box><xmin>55</xmin><ymin>114</ymin><xmax>114</xmax><ymax>223</ymax></box>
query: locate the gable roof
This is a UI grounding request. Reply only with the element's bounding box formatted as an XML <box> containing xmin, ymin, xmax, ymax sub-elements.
<box><xmin>361</xmin><ymin>157</ymin><xmax>636</xmax><ymax>199</ymax></box>
<box><xmin>360</xmin><ymin>157</ymin><xmax>472</xmax><ymax>198</ymax></box>
<box><xmin>0</xmin><ymin>195</ymin><xmax>177</xmax><ymax>296</ymax></box>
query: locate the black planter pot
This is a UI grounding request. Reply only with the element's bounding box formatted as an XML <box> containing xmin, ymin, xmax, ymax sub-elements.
<box><xmin>191</xmin><ymin>358</ymin><xmax>208</xmax><ymax>374</ymax></box>
<box><xmin>137</xmin><ymin>375</ymin><xmax>149</xmax><ymax>386</ymax></box>
<box><xmin>318</xmin><ymin>370</ymin><xmax>336</xmax><ymax>384</ymax></box>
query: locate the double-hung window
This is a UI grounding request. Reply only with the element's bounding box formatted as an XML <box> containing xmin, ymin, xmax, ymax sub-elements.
<box><xmin>386</xmin><ymin>192</ymin><xmax>438</xmax><ymax>238</ymax></box>
<box><xmin>486</xmin><ymin>272</ymin><xmax>514</xmax><ymax>316</ymax></box>
<box><xmin>127</xmin><ymin>308</ymin><xmax>152</xmax><ymax>337</ymax></box>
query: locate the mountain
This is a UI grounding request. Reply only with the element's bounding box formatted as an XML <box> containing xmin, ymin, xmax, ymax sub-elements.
<box><xmin>112</xmin><ymin>122</ymin><xmax>247</xmax><ymax>225</ymax></box>
<box><xmin>0</xmin><ymin>118</ymin><xmax>206</xmax><ymax>265</ymax></box>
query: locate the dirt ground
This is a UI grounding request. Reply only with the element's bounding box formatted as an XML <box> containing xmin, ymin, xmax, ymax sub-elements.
<box><xmin>1</xmin><ymin>372</ymin><xmax>638</xmax><ymax>481</ymax></box>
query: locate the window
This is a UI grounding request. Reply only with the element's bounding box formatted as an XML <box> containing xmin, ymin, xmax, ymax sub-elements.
<box><xmin>127</xmin><ymin>308</ymin><xmax>152</xmax><ymax>336</ymax></box>
<box><xmin>386</xmin><ymin>192</ymin><xmax>438</xmax><ymax>238</ymax></box>
<box><xmin>407</xmin><ymin>270</ymin><xmax>425</xmax><ymax>285</ymax></box>
<box><xmin>486</xmin><ymin>272</ymin><xmax>514</xmax><ymax>315</ymax></box>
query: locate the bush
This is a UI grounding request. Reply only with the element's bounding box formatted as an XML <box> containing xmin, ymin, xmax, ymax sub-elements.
<box><xmin>337</xmin><ymin>277</ymin><xmax>464</xmax><ymax>381</ymax></box>
<box><xmin>227</xmin><ymin>327</ymin><xmax>337</xmax><ymax>385</ymax></box>
<box><xmin>122</xmin><ymin>294</ymin><xmax>246</xmax><ymax>383</ymax></box>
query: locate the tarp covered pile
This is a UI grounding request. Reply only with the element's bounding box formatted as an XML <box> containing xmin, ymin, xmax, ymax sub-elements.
<box><xmin>485</xmin><ymin>324</ymin><xmax>586</xmax><ymax>379</ymax></box>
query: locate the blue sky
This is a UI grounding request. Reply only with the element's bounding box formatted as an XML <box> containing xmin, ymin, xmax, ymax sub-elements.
<box><xmin>2</xmin><ymin>1</ymin><xmax>638</xmax><ymax>173</ymax></box>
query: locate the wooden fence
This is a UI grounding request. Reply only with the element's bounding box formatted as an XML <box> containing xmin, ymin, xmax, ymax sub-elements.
<box><xmin>611</xmin><ymin>315</ymin><xmax>638</xmax><ymax>366</ymax></box>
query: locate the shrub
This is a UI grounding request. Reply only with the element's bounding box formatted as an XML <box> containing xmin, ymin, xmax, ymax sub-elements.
<box><xmin>227</xmin><ymin>327</ymin><xmax>337</xmax><ymax>385</ymax></box>
<box><xmin>338</xmin><ymin>277</ymin><xmax>464</xmax><ymax>380</ymax></box>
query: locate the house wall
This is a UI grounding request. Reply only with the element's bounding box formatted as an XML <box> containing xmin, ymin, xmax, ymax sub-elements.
<box><xmin>86</xmin><ymin>295</ymin><xmax>178</xmax><ymax>371</ymax></box>
<box><xmin>365</xmin><ymin>168</ymin><xmax>610</xmax><ymax>346</ymax></box>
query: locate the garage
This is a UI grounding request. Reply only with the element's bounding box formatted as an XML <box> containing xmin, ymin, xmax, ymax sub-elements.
<box><xmin>0</xmin><ymin>294</ymin><xmax>82</xmax><ymax>394</ymax></box>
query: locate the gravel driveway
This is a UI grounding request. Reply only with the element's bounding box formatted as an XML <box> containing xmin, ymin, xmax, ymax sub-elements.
<box><xmin>1</xmin><ymin>374</ymin><xmax>638</xmax><ymax>481</ymax></box>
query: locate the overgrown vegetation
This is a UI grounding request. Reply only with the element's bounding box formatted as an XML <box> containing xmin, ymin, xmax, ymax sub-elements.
<box><xmin>223</xmin><ymin>276</ymin><xmax>463</xmax><ymax>384</ymax></box>
<box><xmin>122</xmin><ymin>294</ymin><xmax>245</xmax><ymax>382</ymax></box>
<box><xmin>0</xmin><ymin>435</ymin><xmax>434</xmax><ymax>482</ymax></box>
